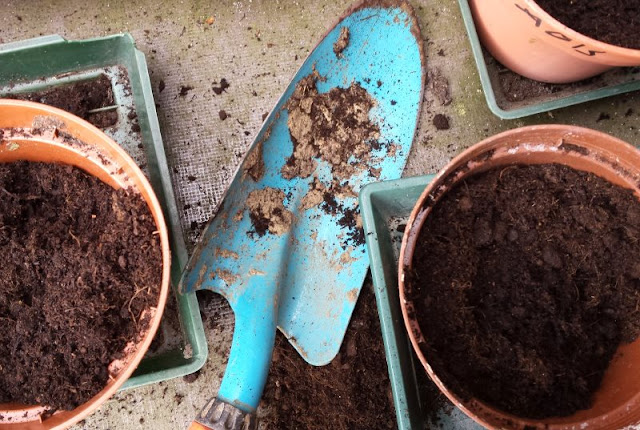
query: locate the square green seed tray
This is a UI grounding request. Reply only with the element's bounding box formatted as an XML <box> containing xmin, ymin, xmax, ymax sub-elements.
<box><xmin>360</xmin><ymin>175</ymin><xmax>482</xmax><ymax>430</ymax></box>
<box><xmin>458</xmin><ymin>0</ymin><xmax>640</xmax><ymax>119</ymax></box>
<box><xmin>0</xmin><ymin>34</ymin><xmax>207</xmax><ymax>389</ymax></box>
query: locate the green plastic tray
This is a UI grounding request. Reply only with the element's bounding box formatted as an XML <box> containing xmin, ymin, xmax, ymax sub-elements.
<box><xmin>458</xmin><ymin>0</ymin><xmax>640</xmax><ymax>119</ymax></box>
<box><xmin>360</xmin><ymin>176</ymin><xmax>481</xmax><ymax>430</ymax></box>
<box><xmin>0</xmin><ymin>34</ymin><xmax>207</xmax><ymax>389</ymax></box>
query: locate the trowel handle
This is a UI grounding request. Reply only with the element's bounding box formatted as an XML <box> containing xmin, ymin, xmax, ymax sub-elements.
<box><xmin>190</xmin><ymin>398</ymin><xmax>257</xmax><ymax>430</ymax></box>
<box><xmin>190</xmin><ymin>284</ymin><xmax>277</xmax><ymax>430</ymax></box>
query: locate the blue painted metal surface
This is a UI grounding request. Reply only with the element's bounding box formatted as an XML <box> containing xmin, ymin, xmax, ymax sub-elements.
<box><xmin>180</xmin><ymin>0</ymin><xmax>424</xmax><ymax>413</ymax></box>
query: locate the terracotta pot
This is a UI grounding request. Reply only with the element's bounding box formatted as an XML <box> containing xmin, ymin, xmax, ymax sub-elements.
<box><xmin>399</xmin><ymin>125</ymin><xmax>640</xmax><ymax>429</ymax></box>
<box><xmin>469</xmin><ymin>0</ymin><xmax>640</xmax><ymax>83</ymax></box>
<box><xmin>0</xmin><ymin>99</ymin><xmax>171</xmax><ymax>430</ymax></box>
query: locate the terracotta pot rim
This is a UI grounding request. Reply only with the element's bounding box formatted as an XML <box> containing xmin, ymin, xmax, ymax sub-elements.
<box><xmin>0</xmin><ymin>99</ymin><xmax>171</xmax><ymax>430</ymax></box>
<box><xmin>398</xmin><ymin>124</ymin><xmax>640</xmax><ymax>430</ymax></box>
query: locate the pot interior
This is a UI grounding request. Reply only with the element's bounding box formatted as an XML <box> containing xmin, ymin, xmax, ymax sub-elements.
<box><xmin>401</xmin><ymin>125</ymin><xmax>640</xmax><ymax>429</ymax></box>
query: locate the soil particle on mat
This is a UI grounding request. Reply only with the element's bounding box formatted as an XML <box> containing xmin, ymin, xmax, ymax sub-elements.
<box><xmin>212</xmin><ymin>78</ymin><xmax>230</xmax><ymax>95</ymax></box>
<box><xmin>0</xmin><ymin>161</ymin><xmax>161</xmax><ymax>411</ymax></box>
<box><xmin>410</xmin><ymin>163</ymin><xmax>640</xmax><ymax>419</ymax></box>
<box><xmin>333</xmin><ymin>26</ymin><xmax>350</xmax><ymax>57</ymax></box>
<box><xmin>427</xmin><ymin>68</ymin><xmax>452</xmax><ymax>106</ymax></box>
<box><xmin>535</xmin><ymin>0</ymin><xmax>640</xmax><ymax>50</ymax></box>
<box><xmin>246</xmin><ymin>187</ymin><xmax>293</xmax><ymax>236</ymax></box>
<box><xmin>218</xmin><ymin>109</ymin><xmax>228</xmax><ymax>121</ymax></box>
<box><xmin>282</xmin><ymin>72</ymin><xmax>380</xmax><ymax>180</ymax></box>
<box><xmin>179</xmin><ymin>85</ymin><xmax>193</xmax><ymax>97</ymax></box>
<box><xmin>432</xmin><ymin>113</ymin><xmax>450</xmax><ymax>130</ymax></box>
<box><xmin>7</xmin><ymin>75</ymin><xmax>118</xmax><ymax>129</ymax></box>
<box><xmin>260</xmin><ymin>283</ymin><xmax>396</xmax><ymax>430</ymax></box>
<box><xmin>158</xmin><ymin>80</ymin><xmax>166</xmax><ymax>93</ymax></box>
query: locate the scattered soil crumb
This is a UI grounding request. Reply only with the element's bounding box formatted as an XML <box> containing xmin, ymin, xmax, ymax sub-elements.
<box><xmin>158</xmin><ymin>80</ymin><xmax>166</xmax><ymax>93</ymax></box>
<box><xmin>300</xmin><ymin>179</ymin><xmax>327</xmax><ymax>211</ymax></box>
<box><xmin>300</xmin><ymin>178</ymin><xmax>357</xmax><ymax>211</ymax></box>
<box><xmin>282</xmin><ymin>72</ymin><xmax>380</xmax><ymax>180</ymax></box>
<box><xmin>243</xmin><ymin>140</ymin><xmax>265</xmax><ymax>181</ymax></box>
<box><xmin>179</xmin><ymin>85</ymin><xmax>193</xmax><ymax>97</ymax></box>
<box><xmin>433</xmin><ymin>113</ymin><xmax>450</xmax><ymax>130</ymax></box>
<box><xmin>0</xmin><ymin>161</ymin><xmax>161</xmax><ymax>411</ymax></box>
<box><xmin>411</xmin><ymin>163</ymin><xmax>640</xmax><ymax>419</ymax></box>
<box><xmin>597</xmin><ymin>112</ymin><xmax>611</xmax><ymax>121</ymax></box>
<box><xmin>212</xmin><ymin>78</ymin><xmax>230</xmax><ymax>95</ymax></box>
<box><xmin>333</xmin><ymin>27</ymin><xmax>350</xmax><ymax>57</ymax></box>
<box><xmin>219</xmin><ymin>110</ymin><xmax>228</xmax><ymax>121</ymax></box>
<box><xmin>182</xmin><ymin>370</ymin><xmax>201</xmax><ymax>384</ymax></box>
<box><xmin>246</xmin><ymin>187</ymin><xmax>294</xmax><ymax>236</ymax></box>
<box><xmin>427</xmin><ymin>68</ymin><xmax>452</xmax><ymax>106</ymax></box>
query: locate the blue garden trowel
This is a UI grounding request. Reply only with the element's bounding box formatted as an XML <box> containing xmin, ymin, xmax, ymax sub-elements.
<box><xmin>181</xmin><ymin>1</ymin><xmax>425</xmax><ymax>428</ymax></box>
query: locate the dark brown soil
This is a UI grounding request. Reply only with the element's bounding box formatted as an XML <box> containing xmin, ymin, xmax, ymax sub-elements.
<box><xmin>179</xmin><ymin>85</ymin><xmax>194</xmax><ymax>97</ymax></box>
<box><xmin>535</xmin><ymin>0</ymin><xmax>640</xmax><ymax>49</ymax></box>
<box><xmin>432</xmin><ymin>114</ymin><xmax>450</xmax><ymax>130</ymax></box>
<box><xmin>497</xmin><ymin>67</ymin><xmax>571</xmax><ymax>102</ymax></box>
<box><xmin>260</xmin><ymin>282</ymin><xmax>396</xmax><ymax>429</ymax></box>
<box><xmin>7</xmin><ymin>75</ymin><xmax>118</xmax><ymax>129</ymax></box>
<box><xmin>409</xmin><ymin>164</ymin><xmax>640</xmax><ymax>419</ymax></box>
<box><xmin>212</xmin><ymin>78</ymin><xmax>230</xmax><ymax>95</ymax></box>
<box><xmin>0</xmin><ymin>161</ymin><xmax>162</xmax><ymax>411</ymax></box>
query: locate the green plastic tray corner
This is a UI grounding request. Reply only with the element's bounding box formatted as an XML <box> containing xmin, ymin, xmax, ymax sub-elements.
<box><xmin>360</xmin><ymin>176</ymin><xmax>433</xmax><ymax>430</ymax></box>
<box><xmin>361</xmin><ymin>176</ymin><xmax>483</xmax><ymax>430</ymax></box>
<box><xmin>0</xmin><ymin>33</ymin><xmax>208</xmax><ymax>389</ymax></box>
<box><xmin>457</xmin><ymin>0</ymin><xmax>640</xmax><ymax>120</ymax></box>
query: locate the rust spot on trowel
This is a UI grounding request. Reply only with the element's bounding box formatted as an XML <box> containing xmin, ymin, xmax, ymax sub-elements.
<box><xmin>347</xmin><ymin>288</ymin><xmax>358</xmax><ymax>302</ymax></box>
<box><xmin>214</xmin><ymin>248</ymin><xmax>239</xmax><ymax>260</ymax></box>
<box><xmin>212</xmin><ymin>269</ymin><xmax>239</xmax><ymax>285</ymax></box>
<box><xmin>287</xmin><ymin>335</ymin><xmax>311</xmax><ymax>361</ymax></box>
<box><xmin>194</xmin><ymin>264</ymin><xmax>209</xmax><ymax>291</ymax></box>
<box><xmin>233</xmin><ymin>209</ymin><xmax>244</xmax><ymax>222</ymax></box>
<box><xmin>249</xmin><ymin>268</ymin><xmax>266</xmax><ymax>276</ymax></box>
<box><xmin>340</xmin><ymin>248</ymin><xmax>357</xmax><ymax>264</ymax></box>
<box><xmin>243</xmin><ymin>138</ymin><xmax>265</xmax><ymax>181</ymax></box>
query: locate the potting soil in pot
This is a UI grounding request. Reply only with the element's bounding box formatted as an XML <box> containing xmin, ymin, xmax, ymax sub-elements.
<box><xmin>7</xmin><ymin>75</ymin><xmax>119</xmax><ymax>129</ymax></box>
<box><xmin>410</xmin><ymin>163</ymin><xmax>640</xmax><ymax>419</ymax></box>
<box><xmin>0</xmin><ymin>161</ymin><xmax>161</xmax><ymax>411</ymax></box>
<box><xmin>535</xmin><ymin>0</ymin><xmax>640</xmax><ymax>50</ymax></box>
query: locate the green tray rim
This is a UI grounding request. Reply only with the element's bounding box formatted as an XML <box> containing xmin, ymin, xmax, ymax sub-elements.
<box><xmin>360</xmin><ymin>175</ymin><xmax>435</xmax><ymax>430</ymax></box>
<box><xmin>0</xmin><ymin>33</ymin><xmax>208</xmax><ymax>389</ymax></box>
